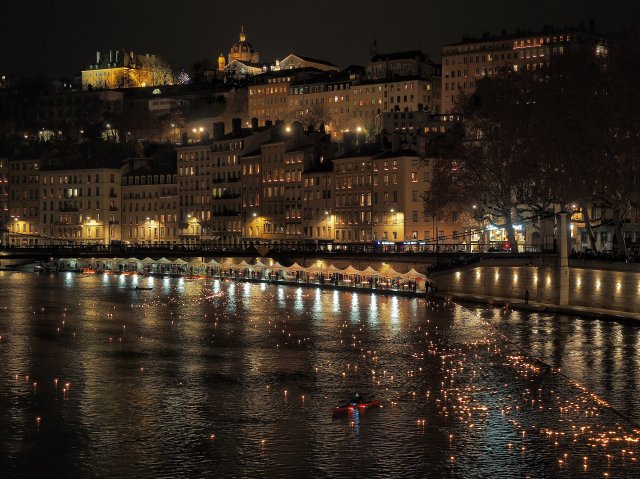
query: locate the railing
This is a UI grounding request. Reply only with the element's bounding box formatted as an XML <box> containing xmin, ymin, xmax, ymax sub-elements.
<box><xmin>0</xmin><ymin>242</ymin><xmax>554</xmax><ymax>258</ymax></box>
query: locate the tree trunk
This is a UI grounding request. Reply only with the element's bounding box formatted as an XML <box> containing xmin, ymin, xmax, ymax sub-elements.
<box><xmin>502</xmin><ymin>208</ymin><xmax>519</xmax><ymax>253</ymax></box>
<box><xmin>581</xmin><ymin>204</ymin><xmax>598</xmax><ymax>252</ymax></box>
<box><xmin>612</xmin><ymin>207</ymin><xmax>628</xmax><ymax>256</ymax></box>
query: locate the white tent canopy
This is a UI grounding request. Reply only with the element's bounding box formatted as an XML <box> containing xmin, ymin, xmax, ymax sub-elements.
<box><xmin>173</xmin><ymin>258</ymin><xmax>188</xmax><ymax>265</ymax></box>
<box><xmin>305</xmin><ymin>263</ymin><xmax>324</xmax><ymax>274</ymax></box>
<box><xmin>342</xmin><ymin>265</ymin><xmax>361</xmax><ymax>276</ymax></box>
<box><xmin>157</xmin><ymin>257</ymin><xmax>172</xmax><ymax>265</ymax></box>
<box><xmin>270</xmin><ymin>262</ymin><xmax>284</xmax><ymax>270</ymax></box>
<box><xmin>207</xmin><ymin>259</ymin><xmax>220</xmax><ymax>266</ymax></box>
<box><xmin>382</xmin><ymin>267</ymin><xmax>402</xmax><ymax>278</ymax></box>
<box><xmin>286</xmin><ymin>262</ymin><xmax>306</xmax><ymax>272</ymax></box>
<box><xmin>360</xmin><ymin>266</ymin><xmax>379</xmax><ymax>276</ymax></box>
<box><xmin>141</xmin><ymin>257</ymin><xmax>156</xmax><ymax>265</ymax></box>
<box><xmin>236</xmin><ymin>260</ymin><xmax>250</xmax><ymax>268</ymax></box>
<box><xmin>402</xmin><ymin>268</ymin><xmax>427</xmax><ymax>280</ymax></box>
<box><xmin>219</xmin><ymin>259</ymin><xmax>236</xmax><ymax>269</ymax></box>
<box><xmin>127</xmin><ymin>257</ymin><xmax>139</xmax><ymax>263</ymax></box>
<box><xmin>251</xmin><ymin>260</ymin><xmax>267</xmax><ymax>270</ymax></box>
<box><xmin>325</xmin><ymin>265</ymin><xmax>343</xmax><ymax>274</ymax></box>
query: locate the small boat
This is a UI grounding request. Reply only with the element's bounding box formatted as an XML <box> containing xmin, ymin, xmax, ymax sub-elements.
<box><xmin>333</xmin><ymin>395</ymin><xmax>382</xmax><ymax>414</ymax></box>
<box><xmin>134</xmin><ymin>286</ymin><xmax>153</xmax><ymax>291</ymax></box>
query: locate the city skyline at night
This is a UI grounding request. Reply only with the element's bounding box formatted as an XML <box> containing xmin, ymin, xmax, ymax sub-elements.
<box><xmin>2</xmin><ymin>0</ymin><xmax>638</xmax><ymax>77</ymax></box>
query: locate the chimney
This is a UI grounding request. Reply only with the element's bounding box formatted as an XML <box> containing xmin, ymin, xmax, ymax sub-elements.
<box><xmin>213</xmin><ymin>122</ymin><xmax>225</xmax><ymax>141</ymax></box>
<box><xmin>231</xmin><ymin>117</ymin><xmax>242</xmax><ymax>136</ymax></box>
<box><xmin>202</xmin><ymin>131</ymin><xmax>210</xmax><ymax>142</ymax></box>
<box><xmin>265</xmin><ymin>120</ymin><xmax>273</xmax><ymax>127</ymax></box>
<box><xmin>181</xmin><ymin>132</ymin><xmax>188</xmax><ymax>145</ymax></box>
<box><xmin>109</xmin><ymin>50</ymin><xmax>112</xmax><ymax>63</ymax></box>
<box><xmin>251</xmin><ymin>117</ymin><xmax>259</xmax><ymax>131</ymax></box>
<box><xmin>391</xmin><ymin>132</ymin><xmax>401</xmax><ymax>153</ymax></box>
<box><xmin>115</xmin><ymin>50</ymin><xmax>119</xmax><ymax>63</ymax></box>
<box><xmin>96</xmin><ymin>51</ymin><xmax>101</xmax><ymax>64</ymax></box>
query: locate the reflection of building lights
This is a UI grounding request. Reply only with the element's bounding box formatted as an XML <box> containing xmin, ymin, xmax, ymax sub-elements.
<box><xmin>577</xmin><ymin>277</ymin><xmax>581</xmax><ymax>288</ymax></box>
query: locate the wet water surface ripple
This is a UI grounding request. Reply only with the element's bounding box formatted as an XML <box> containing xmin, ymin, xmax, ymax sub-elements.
<box><xmin>0</xmin><ymin>272</ymin><xmax>639</xmax><ymax>478</ymax></box>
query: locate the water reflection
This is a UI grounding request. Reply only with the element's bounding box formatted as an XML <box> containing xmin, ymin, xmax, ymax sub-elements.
<box><xmin>0</xmin><ymin>273</ymin><xmax>638</xmax><ymax>479</ymax></box>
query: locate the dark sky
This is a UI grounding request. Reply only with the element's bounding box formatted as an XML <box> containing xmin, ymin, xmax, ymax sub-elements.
<box><xmin>2</xmin><ymin>0</ymin><xmax>638</xmax><ymax>77</ymax></box>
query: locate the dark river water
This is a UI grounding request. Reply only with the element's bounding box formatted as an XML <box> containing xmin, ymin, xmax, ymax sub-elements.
<box><xmin>0</xmin><ymin>271</ymin><xmax>639</xmax><ymax>478</ymax></box>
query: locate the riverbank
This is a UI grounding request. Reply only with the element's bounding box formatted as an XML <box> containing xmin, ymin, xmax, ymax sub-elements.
<box><xmin>219</xmin><ymin>276</ymin><xmax>427</xmax><ymax>299</ymax></box>
<box><xmin>436</xmin><ymin>291</ymin><xmax>640</xmax><ymax>323</ymax></box>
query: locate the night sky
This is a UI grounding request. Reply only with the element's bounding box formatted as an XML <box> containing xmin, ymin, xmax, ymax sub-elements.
<box><xmin>2</xmin><ymin>0</ymin><xmax>638</xmax><ymax>77</ymax></box>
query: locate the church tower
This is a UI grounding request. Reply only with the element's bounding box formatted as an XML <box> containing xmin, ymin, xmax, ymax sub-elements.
<box><xmin>218</xmin><ymin>53</ymin><xmax>226</xmax><ymax>71</ymax></box>
<box><xmin>228</xmin><ymin>26</ymin><xmax>260</xmax><ymax>64</ymax></box>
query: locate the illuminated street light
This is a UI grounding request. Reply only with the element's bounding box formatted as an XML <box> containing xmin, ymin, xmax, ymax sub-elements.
<box><xmin>356</xmin><ymin>126</ymin><xmax>363</xmax><ymax>133</ymax></box>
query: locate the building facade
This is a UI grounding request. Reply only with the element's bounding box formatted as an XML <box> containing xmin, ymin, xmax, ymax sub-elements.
<box><xmin>120</xmin><ymin>163</ymin><xmax>179</xmax><ymax>245</ymax></box>
<box><xmin>441</xmin><ymin>27</ymin><xmax>607</xmax><ymax>112</ymax></box>
<box><xmin>39</xmin><ymin>163</ymin><xmax>122</xmax><ymax>245</ymax></box>
<box><xmin>82</xmin><ymin>50</ymin><xmax>174</xmax><ymax>90</ymax></box>
<box><xmin>8</xmin><ymin>157</ymin><xmax>40</xmax><ymax>245</ymax></box>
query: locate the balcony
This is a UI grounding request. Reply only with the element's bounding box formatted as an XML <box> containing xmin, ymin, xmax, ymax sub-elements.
<box><xmin>109</xmin><ymin>193</ymin><xmax>118</xmax><ymax>198</ymax></box>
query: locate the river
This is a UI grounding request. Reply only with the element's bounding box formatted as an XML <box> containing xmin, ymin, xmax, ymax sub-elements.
<box><xmin>0</xmin><ymin>271</ymin><xmax>638</xmax><ymax>478</ymax></box>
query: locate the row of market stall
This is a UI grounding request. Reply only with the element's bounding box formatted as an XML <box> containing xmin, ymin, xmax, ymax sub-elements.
<box><xmin>86</xmin><ymin>257</ymin><xmax>430</xmax><ymax>292</ymax></box>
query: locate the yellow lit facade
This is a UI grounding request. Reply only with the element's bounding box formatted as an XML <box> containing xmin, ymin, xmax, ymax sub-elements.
<box><xmin>40</xmin><ymin>166</ymin><xmax>122</xmax><ymax>245</ymax></box>
<box><xmin>81</xmin><ymin>50</ymin><xmax>174</xmax><ymax>90</ymax></box>
<box><xmin>8</xmin><ymin>158</ymin><xmax>40</xmax><ymax>245</ymax></box>
<box><xmin>121</xmin><ymin>168</ymin><xmax>179</xmax><ymax>245</ymax></box>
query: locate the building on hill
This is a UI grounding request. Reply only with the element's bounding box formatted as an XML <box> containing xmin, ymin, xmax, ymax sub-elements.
<box><xmin>248</xmin><ymin>68</ymin><xmax>326</xmax><ymax>127</ymax></box>
<box><xmin>81</xmin><ymin>50</ymin><xmax>174</xmax><ymax>91</ymax></box>
<box><xmin>175</xmin><ymin>118</ymin><xmax>275</xmax><ymax>245</ymax></box>
<box><xmin>229</xmin><ymin>27</ymin><xmax>260</xmax><ymax>64</ymax></box>
<box><xmin>366</xmin><ymin>50</ymin><xmax>438</xmax><ymax>81</ymax></box>
<box><xmin>278</xmin><ymin>54</ymin><xmax>339</xmax><ymax>72</ymax></box>
<box><xmin>441</xmin><ymin>25</ymin><xmax>608</xmax><ymax>112</ymax></box>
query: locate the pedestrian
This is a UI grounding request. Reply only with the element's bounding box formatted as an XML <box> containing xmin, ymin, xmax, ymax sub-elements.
<box><xmin>524</xmin><ymin>289</ymin><xmax>530</xmax><ymax>304</ymax></box>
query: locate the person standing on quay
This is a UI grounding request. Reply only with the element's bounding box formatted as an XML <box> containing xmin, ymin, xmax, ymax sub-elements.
<box><xmin>524</xmin><ymin>289</ymin><xmax>530</xmax><ymax>304</ymax></box>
